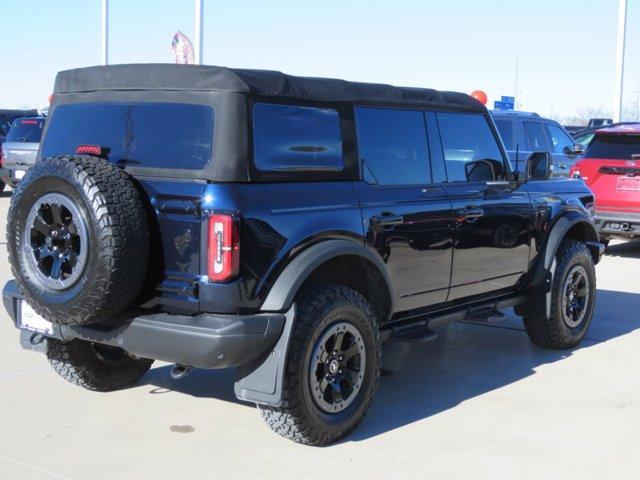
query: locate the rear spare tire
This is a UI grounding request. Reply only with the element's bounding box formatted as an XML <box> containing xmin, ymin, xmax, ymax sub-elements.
<box><xmin>7</xmin><ymin>155</ymin><xmax>149</xmax><ymax>326</ymax></box>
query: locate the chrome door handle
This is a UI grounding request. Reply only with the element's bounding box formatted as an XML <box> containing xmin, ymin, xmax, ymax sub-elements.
<box><xmin>463</xmin><ymin>206</ymin><xmax>484</xmax><ymax>221</ymax></box>
<box><xmin>371</xmin><ymin>214</ymin><xmax>404</xmax><ymax>227</ymax></box>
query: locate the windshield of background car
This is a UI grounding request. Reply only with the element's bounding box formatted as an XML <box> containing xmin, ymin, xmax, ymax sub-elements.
<box><xmin>582</xmin><ymin>134</ymin><xmax>640</xmax><ymax>160</ymax></box>
<box><xmin>6</xmin><ymin>118</ymin><xmax>45</xmax><ymax>142</ymax></box>
<box><xmin>41</xmin><ymin>102</ymin><xmax>214</xmax><ymax>170</ymax></box>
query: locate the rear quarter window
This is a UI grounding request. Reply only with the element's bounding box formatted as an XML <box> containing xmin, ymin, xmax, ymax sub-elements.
<box><xmin>41</xmin><ymin>102</ymin><xmax>214</xmax><ymax>170</ymax></box>
<box><xmin>252</xmin><ymin>103</ymin><xmax>344</xmax><ymax>172</ymax></box>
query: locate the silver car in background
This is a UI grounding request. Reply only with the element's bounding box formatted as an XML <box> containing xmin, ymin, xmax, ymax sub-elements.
<box><xmin>0</xmin><ymin>116</ymin><xmax>45</xmax><ymax>188</ymax></box>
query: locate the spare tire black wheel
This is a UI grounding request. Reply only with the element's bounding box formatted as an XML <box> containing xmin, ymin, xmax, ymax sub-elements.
<box><xmin>7</xmin><ymin>155</ymin><xmax>149</xmax><ymax>326</ymax></box>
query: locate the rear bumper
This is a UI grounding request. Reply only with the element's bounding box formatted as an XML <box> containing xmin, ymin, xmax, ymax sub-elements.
<box><xmin>3</xmin><ymin>280</ymin><xmax>286</xmax><ymax>369</ymax></box>
<box><xmin>594</xmin><ymin>211</ymin><xmax>640</xmax><ymax>237</ymax></box>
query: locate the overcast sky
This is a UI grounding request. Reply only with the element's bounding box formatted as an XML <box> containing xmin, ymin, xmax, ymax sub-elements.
<box><xmin>1</xmin><ymin>0</ymin><xmax>639</xmax><ymax>119</ymax></box>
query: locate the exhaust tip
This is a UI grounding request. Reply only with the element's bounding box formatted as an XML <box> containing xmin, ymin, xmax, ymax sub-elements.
<box><xmin>170</xmin><ymin>364</ymin><xmax>192</xmax><ymax>380</ymax></box>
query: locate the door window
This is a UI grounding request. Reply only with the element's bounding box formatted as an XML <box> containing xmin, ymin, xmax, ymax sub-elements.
<box><xmin>545</xmin><ymin>123</ymin><xmax>574</xmax><ymax>154</ymax></box>
<box><xmin>355</xmin><ymin>107</ymin><xmax>431</xmax><ymax>185</ymax></box>
<box><xmin>436</xmin><ymin>112</ymin><xmax>504</xmax><ymax>182</ymax></box>
<box><xmin>523</xmin><ymin>121</ymin><xmax>548</xmax><ymax>151</ymax></box>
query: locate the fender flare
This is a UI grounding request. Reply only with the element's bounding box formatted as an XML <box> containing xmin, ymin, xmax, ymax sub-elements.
<box><xmin>517</xmin><ymin>210</ymin><xmax>599</xmax><ymax>318</ymax></box>
<box><xmin>260</xmin><ymin>239</ymin><xmax>394</xmax><ymax>313</ymax></box>
<box><xmin>234</xmin><ymin>239</ymin><xmax>393</xmax><ymax>406</ymax></box>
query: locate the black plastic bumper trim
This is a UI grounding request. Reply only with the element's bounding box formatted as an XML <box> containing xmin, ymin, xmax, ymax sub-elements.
<box><xmin>3</xmin><ymin>280</ymin><xmax>286</xmax><ymax>370</ymax></box>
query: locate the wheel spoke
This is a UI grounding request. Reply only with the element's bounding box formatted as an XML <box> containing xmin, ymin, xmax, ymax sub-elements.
<box><xmin>334</xmin><ymin>331</ymin><xmax>345</xmax><ymax>351</ymax></box>
<box><xmin>67</xmin><ymin>221</ymin><xmax>78</xmax><ymax>235</ymax></box>
<box><xmin>36</xmin><ymin>245</ymin><xmax>54</xmax><ymax>260</ymax></box>
<box><xmin>319</xmin><ymin>377</ymin><xmax>329</xmax><ymax>394</ymax></box>
<box><xmin>50</xmin><ymin>204</ymin><xmax>64</xmax><ymax>226</ymax></box>
<box><xmin>342</xmin><ymin>343</ymin><xmax>359</xmax><ymax>361</ymax></box>
<box><xmin>50</xmin><ymin>256</ymin><xmax>63</xmax><ymax>279</ymax></box>
<box><xmin>33</xmin><ymin>215</ymin><xmax>52</xmax><ymax>235</ymax></box>
<box><xmin>331</xmin><ymin>381</ymin><xmax>343</xmax><ymax>403</ymax></box>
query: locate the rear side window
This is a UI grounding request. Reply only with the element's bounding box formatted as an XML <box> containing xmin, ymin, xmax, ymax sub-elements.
<box><xmin>583</xmin><ymin>135</ymin><xmax>640</xmax><ymax>160</ymax></box>
<box><xmin>41</xmin><ymin>102</ymin><xmax>214</xmax><ymax>170</ymax></box>
<box><xmin>253</xmin><ymin>103</ymin><xmax>343</xmax><ymax>172</ymax></box>
<box><xmin>494</xmin><ymin>119</ymin><xmax>515</xmax><ymax>150</ymax></box>
<box><xmin>6</xmin><ymin>118</ymin><xmax>45</xmax><ymax>143</ymax></box>
<box><xmin>436</xmin><ymin>112</ymin><xmax>503</xmax><ymax>182</ymax></box>
<box><xmin>355</xmin><ymin>107</ymin><xmax>430</xmax><ymax>185</ymax></box>
<box><xmin>523</xmin><ymin>121</ymin><xmax>548</xmax><ymax>150</ymax></box>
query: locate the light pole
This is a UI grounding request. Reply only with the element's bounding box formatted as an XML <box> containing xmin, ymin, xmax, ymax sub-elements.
<box><xmin>101</xmin><ymin>0</ymin><xmax>109</xmax><ymax>65</ymax></box>
<box><xmin>613</xmin><ymin>0</ymin><xmax>628</xmax><ymax>123</ymax></box>
<box><xmin>194</xmin><ymin>0</ymin><xmax>204</xmax><ymax>65</ymax></box>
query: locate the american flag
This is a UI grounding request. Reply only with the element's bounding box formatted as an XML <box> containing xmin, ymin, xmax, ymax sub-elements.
<box><xmin>171</xmin><ymin>31</ymin><xmax>195</xmax><ymax>65</ymax></box>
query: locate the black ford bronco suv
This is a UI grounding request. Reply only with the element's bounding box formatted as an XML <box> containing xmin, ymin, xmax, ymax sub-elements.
<box><xmin>3</xmin><ymin>64</ymin><xmax>602</xmax><ymax>446</ymax></box>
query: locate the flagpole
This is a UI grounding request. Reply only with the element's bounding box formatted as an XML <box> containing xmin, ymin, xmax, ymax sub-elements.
<box><xmin>613</xmin><ymin>0</ymin><xmax>627</xmax><ymax>122</ymax></box>
<box><xmin>195</xmin><ymin>0</ymin><xmax>203</xmax><ymax>65</ymax></box>
<box><xmin>101</xmin><ymin>0</ymin><xmax>109</xmax><ymax>65</ymax></box>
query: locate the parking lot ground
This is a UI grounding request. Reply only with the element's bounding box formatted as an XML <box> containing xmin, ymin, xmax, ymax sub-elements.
<box><xmin>0</xmin><ymin>189</ymin><xmax>639</xmax><ymax>480</ymax></box>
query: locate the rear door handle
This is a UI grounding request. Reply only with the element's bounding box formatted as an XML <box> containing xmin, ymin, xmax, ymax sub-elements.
<box><xmin>371</xmin><ymin>214</ymin><xmax>404</xmax><ymax>227</ymax></box>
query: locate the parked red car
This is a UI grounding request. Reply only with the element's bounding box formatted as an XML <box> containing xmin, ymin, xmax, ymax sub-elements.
<box><xmin>569</xmin><ymin>124</ymin><xmax>640</xmax><ymax>246</ymax></box>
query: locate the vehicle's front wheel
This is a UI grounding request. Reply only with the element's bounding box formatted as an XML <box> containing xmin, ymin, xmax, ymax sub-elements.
<box><xmin>523</xmin><ymin>240</ymin><xmax>596</xmax><ymax>349</ymax></box>
<box><xmin>47</xmin><ymin>338</ymin><xmax>153</xmax><ymax>392</ymax></box>
<box><xmin>258</xmin><ymin>285</ymin><xmax>381</xmax><ymax>446</ymax></box>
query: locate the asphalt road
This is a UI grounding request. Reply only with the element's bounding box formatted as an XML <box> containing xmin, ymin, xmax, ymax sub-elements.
<box><xmin>0</xmin><ymin>189</ymin><xmax>639</xmax><ymax>480</ymax></box>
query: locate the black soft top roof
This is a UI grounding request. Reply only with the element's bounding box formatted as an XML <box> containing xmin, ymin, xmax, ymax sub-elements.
<box><xmin>54</xmin><ymin>64</ymin><xmax>484</xmax><ymax>112</ymax></box>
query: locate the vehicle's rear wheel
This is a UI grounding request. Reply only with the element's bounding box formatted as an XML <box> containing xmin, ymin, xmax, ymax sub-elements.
<box><xmin>258</xmin><ymin>285</ymin><xmax>381</xmax><ymax>446</ymax></box>
<box><xmin>523</xmin><ymin>240</ymin><xmax>596</xmax><ymax>349</ymax></box>
<box><xmin>7</xmin><ymin>155</ymin><xmax>149</xmax><ymax>326</ymax></box>
<box><xmin>47</xmin><ymin>338</ymin><xmax>153</xmax><ymax>392</ymax></box>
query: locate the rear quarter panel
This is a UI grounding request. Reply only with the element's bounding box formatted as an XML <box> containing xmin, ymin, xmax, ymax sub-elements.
<box><xmin>198</xmin><ymin>182</ymin><xmax>364</xmax><ymax>314</ymax></box>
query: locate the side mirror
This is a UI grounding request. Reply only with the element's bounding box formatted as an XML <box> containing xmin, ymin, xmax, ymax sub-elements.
<box><xmin>563</xmin><ymin>144</ymin><xmax>584</xmax><ymax>156</ymax></box>
<box><xmin>526</xmin><ymin>152</ymin><xmax>552</xmax><ymax>181</ymax></box>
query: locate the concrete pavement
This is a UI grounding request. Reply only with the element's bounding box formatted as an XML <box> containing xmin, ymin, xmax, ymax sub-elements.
<box><xmin>0</xmin><ymin>189</ymin><xmax>639</xmax><ymax>479</ymax></box>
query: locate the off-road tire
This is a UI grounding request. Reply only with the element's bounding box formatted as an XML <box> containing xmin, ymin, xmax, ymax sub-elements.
<box><xmin>47</xmin><ymin>338</ymin><xmax>153</xmax><ymax>392</ymax></box>
<box><xmin>258</xmin><ymin>285</ymin><xmax>381</xmax><ymax>446</ymax></box>
<box><xmin>7</xmin><ymin>155</ymin><xmax>149</xmax><ymax>326</ymax></box>
<box><xmin>523</xmin><ymin>240</ymin><xmax>596</xmax><ymax>349</ymax></box>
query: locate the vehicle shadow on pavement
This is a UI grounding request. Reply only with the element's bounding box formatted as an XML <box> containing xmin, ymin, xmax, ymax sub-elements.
<box><xmin>0</xmin><ymin>191</ymin><xmax>12</xmax><ymax>198</ymax></box>
<box><xmin>140</xmin><ymin>288</ymin><xmax>640</xmax><ymax>442</ymax></box>
<box><xmin>604</xmin><ymin>240</ymin><xmax>640</xmax><ymax>259</ymax></box>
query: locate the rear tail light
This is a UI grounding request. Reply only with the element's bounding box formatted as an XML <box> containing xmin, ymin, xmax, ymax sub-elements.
<box><xmin>207</xmin><ymin>213</ymin><xmax>240</xmax><ymax>282</ymax></box>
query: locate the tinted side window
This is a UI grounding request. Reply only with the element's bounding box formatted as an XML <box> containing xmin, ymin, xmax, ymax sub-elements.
<box><xmin>355</xmin><ymin>107</ymin><xmax>430</xmax><ymax>185</ymax></box>
<box><xmin>494</xmin><ymin>119</ymin><xmax>515</xmax><ymax>150</ymax></box>
<box><xmin>253</xmin><ymin>103</ymin><xmax>343</xmax><ymax>172</ymax></box>
<box><xmin>546</xmin><ymin>123</ymin><xmax>573</xmax><ymax>154</ymax></box>
<box><xmin>42</xmin><ymin>102</ymin><xmax>214</xmax><ymax>170</ymax></box>
<box><xmin>436</xmin><ymin>112</ymin><xmax>503</xmax><ymax>182</ymax></box>
<box><xmin>523</xmin><ymin>121</ymin><xmax>548</xmax><ymax>150</ymax></box>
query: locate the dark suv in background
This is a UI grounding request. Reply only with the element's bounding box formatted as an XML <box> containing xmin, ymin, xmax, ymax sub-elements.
<box><xmin>3</xmin><ymin>65</ymin><xmax>601</xmax><ymax>445</ymax></box>
<box><xmin>492</xmin><ymin>111</ymin><xmax>582</xmax><ymax>177</ymax></box>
